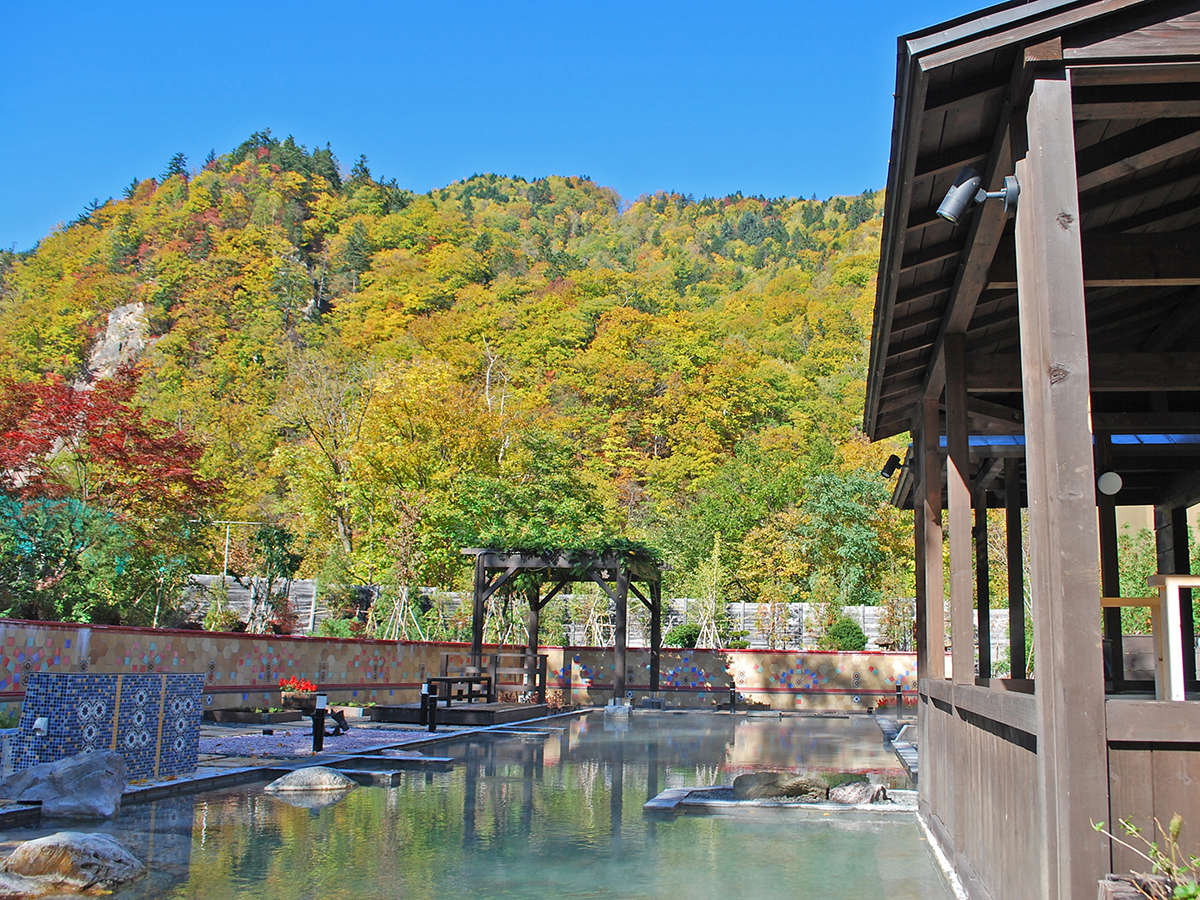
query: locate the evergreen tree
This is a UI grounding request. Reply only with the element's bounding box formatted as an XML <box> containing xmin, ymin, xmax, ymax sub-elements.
<box><xmin>162</xmin><ymin>152</ymin><xmax>188</xmax><ymax>180</ymax></box>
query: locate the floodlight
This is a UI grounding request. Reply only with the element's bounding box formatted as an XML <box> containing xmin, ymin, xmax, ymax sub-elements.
<box><xmin>937</xmin><ymin>167</ymin><xmax>1020</xmax><ymax>224</ymax></box>
<box><xmin>880</xmin><ymin>454</ymin><xmax>902</xmax><ymax>478</ymax></box>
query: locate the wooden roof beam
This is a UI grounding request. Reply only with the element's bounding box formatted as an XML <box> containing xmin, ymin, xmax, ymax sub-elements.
<box><xmin>967</xmin><ymin>352</ymin><xmax>1200</xmax><ymax>392</ymax></box>
<box><xmin>912</xmin><ymin>139</ymin><xmax>992</xmax><ymax>180</ymax></box>
<box><xmin>1073</xmin><ymin>83</ymin><xmax>1200</xmax><ymax>120</ymax></box>
<box><xmin>987</xmin><ymin>232</ymin><xmax>1200</xmax><ymax>289</ymax></box>
<box><xmin>1075</xmin><ymin>118</ymin><xmax>1200</xmax><ymax>193</ymax></box>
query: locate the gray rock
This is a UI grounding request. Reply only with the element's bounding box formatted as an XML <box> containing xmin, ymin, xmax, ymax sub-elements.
<box><xmin>0</xmin><ymin>750</ymin><xmax>125</xmax><ymax>819</ymax></box>
<box><xmin>265</xmin><ymin>766</ymin><xmax>357</xmax><ymax>793</ymax></box>
<box><xmin>732</xmin><ymin>771</ymin><xmax>828</xmax><ymax>801</ymax></box>
<box><xmin>0</xmin><ymin>831</ymin><xmax>144</xmax><ymax>895</ymax></box>
<box><xmin>732</xmin><ymin>771</ymin><xmax>785</xmax><ymax>800</ymax></box>
<box><xmin>774</xmin><ymin>775</ymin><xmax>828</xmax><ymax>801</ymax></box>
<box><xmin>828</xmin><ymin>781</ymin><xmax>889</xmax><ymax>804</ymax></box>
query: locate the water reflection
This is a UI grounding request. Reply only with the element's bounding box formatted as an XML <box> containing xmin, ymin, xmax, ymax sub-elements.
<box><xmin>0</xmin><ymin>713</ymin><xmax>949</xmax><ymax>899</ymax></box>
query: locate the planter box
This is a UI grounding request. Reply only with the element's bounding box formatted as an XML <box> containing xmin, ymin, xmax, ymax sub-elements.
<box><xmin>1098</xmin><ymin>874</ymin><xmax>1175</xmax><ymax>899</ymax></box>
<box><xmin>203</xmin><ymin>710</ymin><xmax>302</xmax><ymax>725</ymax></box>
<box><xmin>281</xmin><ymin>691</ymin><xmax>318</xmax><ymax>713</ymax></box>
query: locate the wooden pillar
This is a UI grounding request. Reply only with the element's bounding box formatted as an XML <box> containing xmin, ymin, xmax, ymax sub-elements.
<box><xmin>525</xmin><ymin>584</ymin><xmax>541</xmax><ymax>692</ymax></box>
<box><xmin>1015</xmin><ymin>71</ymin><xmax>1110</xmax><ymax>899</ymax></box>
<box><xmin>1096</xmin><ymin>434</ymin><xmax>1123</xmax><ymax>687</ymax></box>
<box><xmin>1005</xmin><ymin>458</ymin><xmax>1026</xmax><ymax>678</ymax></box>
<box><xmin>613</xmin><ymin>568</ymin><xmax>630</xmax><ymax>701</ymax></box>
<box><xmin>471</xmin><ymin>555</ymin><xmax>487</xmax><ymax>666</ymax></box>
<box><xmin>914</xmin><ymin>441</ymin><xmax>929</xmax><ymax>679</ymax></box>
<box><xmin>1155</xmin><ymin>506</ymin><xmax>1196</xmax><ymax>688</ymax></box>
<box><xmin>921</xmin><ymin>396</ymin><xmax>946</xmax><ymax>679</ymax></box>
<box><xmin>946</xmin><ymin>332</ymin><xmax>974</xmax><ymax>685</ymax></box>
<box><xmin>975</xmin><ymin>487</ymin><xmax>991</xmax><ymax>679</ymax></box>
<box><xmin>649</xmin><ymin>581</ymin><xmax>662</xmax><ymax>692</ymax></box>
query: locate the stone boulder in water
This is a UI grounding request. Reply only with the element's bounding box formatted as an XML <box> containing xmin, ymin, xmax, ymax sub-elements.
<box><xmin>0</xmin><ymin>750</ymin><xmax>126</xmax><ymax>819</ymax></box>
<box><xmin>265</xmin><ymin>766</ymin><xmax>357</xmax><ymax>793</ymax></box>
<box><xmin>0</xmin><ymin>831</ymin><xmax>144</xmax><ymax>896</ymax></box>
<box><xmin>732</xmin><ymin>772</ymin><xmax>827</xmax><ymax>801</ymax></box>
<box><xmin>828</xmin><ymin>781</ymin><xmax>889</xmax><ymax>804</ymax></box>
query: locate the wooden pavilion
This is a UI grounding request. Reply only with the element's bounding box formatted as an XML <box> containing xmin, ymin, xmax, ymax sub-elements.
<box><xmin>461</xmin><ymin>547</ymin><xmax>664</xmax><ymax>700</ymax></box>
<box><xmin>864</xmin><ymin>2</ymin><xmax>1200</xmax><ymax>897</ymax></box>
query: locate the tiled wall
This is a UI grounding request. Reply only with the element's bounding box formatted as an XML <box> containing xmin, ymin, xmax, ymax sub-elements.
<box><xmin>0</xmin><ymin>620</ymin><xmax>918</xmax><ymax>713</ymax></box>
<box><xmin>13</xmin><ymin>672</ymin><xmax>203</xmax><ymax>779</ymax></box>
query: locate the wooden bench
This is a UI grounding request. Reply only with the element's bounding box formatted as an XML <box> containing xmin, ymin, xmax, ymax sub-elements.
<box><xmin>424</xmin><ymin>675</ymin><xmax>493</xmax><ymax>707</ymax></box>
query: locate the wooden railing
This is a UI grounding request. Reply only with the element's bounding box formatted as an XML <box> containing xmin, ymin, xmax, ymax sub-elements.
<box><xmin>441</xmin><ymin>650</ymin><xmax>548</xmax><ymax>703</ymax></box>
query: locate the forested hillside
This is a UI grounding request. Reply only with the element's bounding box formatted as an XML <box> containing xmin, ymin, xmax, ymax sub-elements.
<box><xmin>0</xmin><ymin>132</ymin><xmax>911</xmax><ymax>635</ymax></box>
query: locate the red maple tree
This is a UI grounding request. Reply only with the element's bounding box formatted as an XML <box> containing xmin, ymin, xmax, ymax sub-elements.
<box><xmin>0</xmin><ymin>367</ymin><xmax>220</xmax><ymax>521</ymax></box>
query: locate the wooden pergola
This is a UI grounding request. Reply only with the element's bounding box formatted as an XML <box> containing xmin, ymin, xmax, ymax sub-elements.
<box><xmin>865</xmin><ymin>3</ymin><xmax>1200</xmax><ymax>898</ymax></box>
<box><xmin>461</xmin><ymin>547</ymin><xmax>664</xmax><ymax>699</ymax></box>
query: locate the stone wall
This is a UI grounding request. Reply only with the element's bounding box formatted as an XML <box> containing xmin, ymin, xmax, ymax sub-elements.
<box><xmin>0</xmin><ymin>619</ymin><xmax>918</xmax><ymax>713</ymax></box>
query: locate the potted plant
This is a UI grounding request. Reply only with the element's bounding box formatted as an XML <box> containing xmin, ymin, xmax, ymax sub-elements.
<box><xmin>1094</xmin><ymin>815</ymin><xmax>1199</xmax><ymax>899</ymax></box>
<box><xmin>279</xmin><ymin>676</ymin><xmax>318</xmax><ymax>712</ymax></box>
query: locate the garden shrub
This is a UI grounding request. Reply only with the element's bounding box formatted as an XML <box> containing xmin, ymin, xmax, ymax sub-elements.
<box><xmin>664</xmin><ymin>622</ymin><xmax>702</xmax><ymax>648</ymax></box>
<box><xmin>822</xmin><ymin>616</ymin><xmax>868</xmax><ymax>652</ymax></box>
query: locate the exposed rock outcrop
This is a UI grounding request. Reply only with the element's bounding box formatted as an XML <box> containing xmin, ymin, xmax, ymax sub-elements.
<box><xmin>0</xmin><ymin>750</ymin><xmax>126</xmax><ymax>819</ymax></box>
<box><xmin>83</xmin><ymin>302</ymin><xmax>151</xmax><ymax>381</ymax></box>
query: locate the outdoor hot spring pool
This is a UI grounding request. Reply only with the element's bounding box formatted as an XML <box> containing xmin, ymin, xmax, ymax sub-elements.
<box><xmin>0</xmin><ymin>712</ymin><xmax>953</xmax><ymax>898</ymax></box>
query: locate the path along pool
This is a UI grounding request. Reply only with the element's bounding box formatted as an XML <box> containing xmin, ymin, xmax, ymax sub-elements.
<box><xmin>0</xmin><ymin>711</ymin><xmax>954</xmax><ymax>899</ymax></box>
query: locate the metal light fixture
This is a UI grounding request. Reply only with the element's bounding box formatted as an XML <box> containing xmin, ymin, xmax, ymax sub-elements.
<box><xmin>880</xmin><ymin>454</ymin><xmax>902</xmax><ymax>478</ymax></box>
<box><xmin>937</xmin><ymin>166</ymin><xmax>1021</xmax><ymax>224</ymax></box>
<box><xmin>1097</xmin><ymin>471</ymin><xmax>1123</xmax><ymax>496</ymax></box>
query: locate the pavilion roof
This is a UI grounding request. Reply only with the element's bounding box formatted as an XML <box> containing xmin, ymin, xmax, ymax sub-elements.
<box><xmin>865</xmin><ymin>0</ymin><xmax>1200</xmax><ymax>464</ymax></box>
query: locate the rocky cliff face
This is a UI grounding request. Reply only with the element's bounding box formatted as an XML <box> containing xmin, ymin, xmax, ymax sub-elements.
<box><xmin>83</xmin><ymin>302</ymin><xmax>150</xmax><ymax>381</ymax></box>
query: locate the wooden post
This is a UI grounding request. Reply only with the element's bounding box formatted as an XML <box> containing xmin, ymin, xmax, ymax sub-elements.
<box><xmin>525</xmin><ymin>584</ymin><xmax>541</xmax><ymax>694</ymax></box>
<box><xmin>1015</xmin><ymin>71</ymin><xmax>1110</xmax><ymax>899</ymax></box>
<box><xmin>914</xmin><ymin>445</ymin><xmax>928</xmax><ymax>680</ymax></box>
<box><xmin>1155</xmin><ymin>506</ymin><xmax>1196</xmax><ymax>689</ymax></box>
<box><xmin>946</xmin><ymin>332</ymin><xmax>974</xmax><ymax>685</ymax></box>
<box><xmin>613</xmin><ymin>568</ymin><xmax>630</xmax><ymax>701</ymax></box>
<box><xmin>1096</xmin><ymin>433</ymin><xmax>1123</xmax><ymax>688</ymax></box>
<box><xmin>921</xmin><ymin>396</ymin><xmax>946</xmax><ymax>679</ymax></box>
<box><xmin>1005</xmin><ymin>458</ymin><xmax>1027</xmax><ymax>678</ymax></box>
<box><xmin>471</xmin><ymin>554</ymin><xmax>487</xmax><ymax>667</ymax></box>
<box><xmin>649</xmin><ymin>581</ymin><xmax>662</xmax><ymax>692</ymax></box>
<box><xmin>974</xmin><ymin>487</ymin><xmax>991</xmax><ymax>679</ymax></box>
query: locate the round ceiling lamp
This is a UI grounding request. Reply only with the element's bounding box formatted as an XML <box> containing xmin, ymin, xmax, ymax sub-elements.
<box><xmin>1097</xmin><ymin>471</ymin><xmax>1123</xmax><ymax>496</ymax></box>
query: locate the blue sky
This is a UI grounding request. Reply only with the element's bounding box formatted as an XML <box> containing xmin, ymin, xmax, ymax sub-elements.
<box><xmin>1</xmin><ymin>0</ymin><xmax>979</xmax><ymax>251</ymax></box>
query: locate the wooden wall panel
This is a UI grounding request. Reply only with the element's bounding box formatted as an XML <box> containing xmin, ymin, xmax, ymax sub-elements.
<box><xmin>1109</xmin><ymin>745</ymin><xmax>1200</xmax><ymax>876</ymax></box>
<box><xmin>923</xmin><ymin>695</ymin><xmax>1042</xmax><ymax>900</ymax></box>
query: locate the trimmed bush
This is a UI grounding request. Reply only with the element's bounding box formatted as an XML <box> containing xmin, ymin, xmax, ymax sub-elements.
<box><xmin>664</xmin><ymin>622</ymin><xmax>702</xmax><ymax>648</ymax></box>
<box><xmin>824</xmin><ymin>616</ymin><xmax>868</xmax><ymax>652</ymax></box>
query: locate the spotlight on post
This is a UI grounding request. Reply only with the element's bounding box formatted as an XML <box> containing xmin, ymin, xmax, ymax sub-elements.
<box><xmin>880</xmin><ymin>454</ymin><xmax>901</xmax><ymax>479</ymax></box>
<box><xmin>937</xmin><ymin>166</ymin><xmax>1020</xmax><ymax>224</ymax></box>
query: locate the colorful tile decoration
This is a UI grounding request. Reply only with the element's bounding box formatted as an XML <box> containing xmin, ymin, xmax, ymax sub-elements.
<box><xmin>13</xmin><ymin>672</ymin><xmax>204</xmax><ymax>779</ymax></box>
<box><xmin>0</xmin><ymin>620</ymin><xmax>917</xmax><ymax>714</ymax></box>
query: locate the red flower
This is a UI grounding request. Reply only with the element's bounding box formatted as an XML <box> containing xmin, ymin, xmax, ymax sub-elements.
<box><xmin>279</xmin><ymin>676</ymin><xmax>316</xmax><ymax>692</ymax></box>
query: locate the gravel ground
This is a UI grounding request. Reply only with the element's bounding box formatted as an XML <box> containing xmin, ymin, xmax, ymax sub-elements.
<box><xmin>198</xmin><ymin>726</ymin><xmax>430</xmax><ymax>758</ymax></box>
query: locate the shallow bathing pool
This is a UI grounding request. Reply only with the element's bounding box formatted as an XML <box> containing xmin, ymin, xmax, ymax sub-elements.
<box><xmin>1</xmin><ymin>712</ymin><xmax>953</xmax><ymax>899</ymax></box>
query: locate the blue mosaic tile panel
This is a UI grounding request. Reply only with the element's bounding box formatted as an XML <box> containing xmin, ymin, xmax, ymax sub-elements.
<box><xmin>12</xmin><ymin>672</ymin><xmax>203</xmax><ymax>779</ymax></box>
